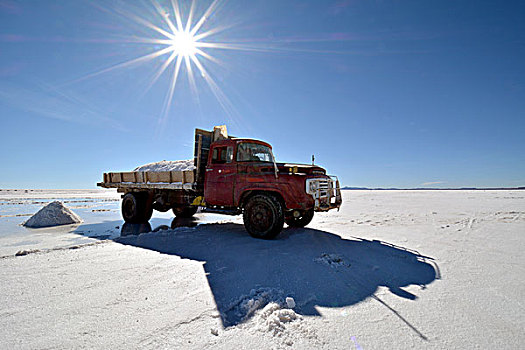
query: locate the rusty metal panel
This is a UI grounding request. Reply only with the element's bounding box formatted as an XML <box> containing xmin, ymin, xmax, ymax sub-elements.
<box><xmin>121</xmin><ymin>172</ymin><xmax>136</xmax><ymax>182</ymax></box>
<box><xmin>170</xmin><ymin>171</ymin><xmax>183</xmax><ymax>183</ymax></box>
<box><xmin>184</xmin><ymin>170</ymin><xmax>195</xmax><ymax>183</ymax></box>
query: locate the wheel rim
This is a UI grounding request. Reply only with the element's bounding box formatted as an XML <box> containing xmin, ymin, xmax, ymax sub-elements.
<box><xmin>123</xmin><ymin>197</ymin><xmax>136</xmax><ymax>219</ymax></box>
<box><xmin>249</xmin><ymin>202</ymin><xmax>273</xmax><ymax>232</ymax></box>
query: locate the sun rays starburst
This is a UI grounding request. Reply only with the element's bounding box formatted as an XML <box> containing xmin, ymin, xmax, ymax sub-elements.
<box><xmin>83</xmin><ymin>0</ymin><xmax>249</xmax><ymax>128</ymax></box>
<box><xmin>75</xmin><ymin>0</ymin><xmax>354</xmax><ymax>131</ymax></box>
<box><xmin>138</xmin><ymin>0</ymin><xmax>228</xmax><ymax>126</ymax></box>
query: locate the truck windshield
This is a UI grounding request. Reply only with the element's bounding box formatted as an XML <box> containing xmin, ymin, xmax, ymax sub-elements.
<box><xmin>237</xmin><ymin>143</ymin><xmax>274</xmax><ymax>162</ymax></box>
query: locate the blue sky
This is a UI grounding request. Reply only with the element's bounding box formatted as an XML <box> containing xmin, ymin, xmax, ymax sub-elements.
<box><xmin>1</xmin><ymin>0</ymin><xmax>524</xmax><ymax>189</ymax></box>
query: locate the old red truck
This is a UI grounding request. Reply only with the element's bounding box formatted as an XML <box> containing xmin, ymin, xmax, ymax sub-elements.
<box><xmin>98</xmin><ymin>126</ymin><xmax>342</xmax><ymax>239</ymax></box>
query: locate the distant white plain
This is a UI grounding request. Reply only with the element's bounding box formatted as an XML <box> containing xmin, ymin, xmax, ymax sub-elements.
<box><xmin>0</xmin><ymin>190</ymin><xmax>523</xmax><ymax>349</ymax></box>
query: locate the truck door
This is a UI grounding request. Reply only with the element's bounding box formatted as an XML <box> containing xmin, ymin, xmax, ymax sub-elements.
<box><xmin>204</xmin><ymin>145</ymin><xmax>235</xmax><ymax>206</ymax></box>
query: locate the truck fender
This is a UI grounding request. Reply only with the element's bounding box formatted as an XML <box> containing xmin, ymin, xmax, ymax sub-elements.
<box><xmin>238</xmin><ymin>189</ymin><xmax>286</xmax><ymax>210</ymax></box>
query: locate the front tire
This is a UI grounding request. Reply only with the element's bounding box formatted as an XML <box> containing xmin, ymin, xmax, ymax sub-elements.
<box><xmin>122</xmin><ymin>192</ymin><xmax>153</xmax><ymax>223</ymax></box>
<box><xmin>243</xmin><ymin>194</ymin><xmax>284</xmax><ymax>239</ymax></box>
<box><xmin>285</xmin><ymin>209</ymin><xmax>314</xmax><ymax>228</ymax></box>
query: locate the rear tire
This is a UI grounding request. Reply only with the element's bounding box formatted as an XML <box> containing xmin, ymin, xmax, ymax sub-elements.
<box><xmin>243</xmin><ymin>194</ymin><xmax>284</xmax><ymax>239</ymax></box>
<box><xmin>172</xmin><ymin>206</ymin><xmax>198</xmax><ymax>218</ymax></box>
<box><xmin>285</xmin><ymin>209</ymin><xmax>314</xmax><ymax>228</ymax></box>
<box><xmin>122</xmin><ymin>192</ymin><xmax>153</xmax><ymax>223</ymax></box>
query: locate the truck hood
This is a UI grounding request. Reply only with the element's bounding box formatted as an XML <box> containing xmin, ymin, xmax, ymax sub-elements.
<box><xmin>276</xmin><ymin>163</ymin><xmax>326</xmax><ymax>175</ymax></box>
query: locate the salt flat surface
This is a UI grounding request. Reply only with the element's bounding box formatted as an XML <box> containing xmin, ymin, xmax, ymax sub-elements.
<box><xmin>0</xmin><ymin>190</ymin><xmax>523</xmax><ymax>349</ymax></box>
<box><xmin>0</xmin><ymin>189</ymin><xmax>121</xmax><ymax>253</ymax></box>
<box><xmin>0</xmin><ymin>188</ymin><xmax>120</xmax><ymax>199</ymax></box>
<box><xmin>0</xmin><ymin>189</ymin><xmax>233</xmax><ymax>256</ymax></box>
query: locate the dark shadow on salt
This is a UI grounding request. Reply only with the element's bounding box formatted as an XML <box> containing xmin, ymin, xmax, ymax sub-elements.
<box><xmin>99</xmin><ymin>223</ymin><xmax>439</xmax><ymax>328</ymax></box>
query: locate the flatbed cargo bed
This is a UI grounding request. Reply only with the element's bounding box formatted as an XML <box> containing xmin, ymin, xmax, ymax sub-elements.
<box><xmin>98</xmin><ymin>170</ymin><xmax>196</xmax><ymax>192</ymax></box>
<box><xmin>98</xmin><ymin>128</ymin><xmax>220</xmax><ymax>195</ymax></box>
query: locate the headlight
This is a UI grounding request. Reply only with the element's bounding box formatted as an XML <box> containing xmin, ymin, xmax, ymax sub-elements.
<box><xmin>306</xmin><ymin>179</ymin><xmax>319</xmax><ymax>194</ymax></box>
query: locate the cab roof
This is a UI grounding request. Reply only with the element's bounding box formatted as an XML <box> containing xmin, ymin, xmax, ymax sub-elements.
<box><xmin>212</xmin><ymin>138</ymin><xmax>272</xmax><ymax>148</ymax></box>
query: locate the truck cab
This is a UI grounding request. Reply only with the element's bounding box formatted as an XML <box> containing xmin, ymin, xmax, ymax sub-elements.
<box><xmin>204</xmin><ymin>137</ymin><xmax>342</xmax><ymax>238</ymax></box>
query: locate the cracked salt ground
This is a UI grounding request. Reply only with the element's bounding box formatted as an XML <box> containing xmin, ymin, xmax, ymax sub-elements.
<box><xmin>258</xmin><ymin>302</ymin><xmax>299</xmax><ymax>335</ymax></box>
<box><xmin>314</xmin><ymin>253</ymin><xmax>350</xmax><ymax>268</ymax></box>
<box><xmin>224</xmin><ymin>294</ymin><xmax>322</xmax><ymax>348</ymax></box>
<box><xmin>217</xmin><ymin>287</ymin><xmax>322</xmax><ymax>346</ymax></box>
<box><xmin>223</xmin><ymin>288</ymin><xmax>285</xmax><ymax>325</ymax></box>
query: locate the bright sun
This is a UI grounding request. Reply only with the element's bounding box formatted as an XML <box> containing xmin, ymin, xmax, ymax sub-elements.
<box><xmin>170</xmin><ymin>30</ymin><xmax>197</xmax><ymax>57</ymax></box>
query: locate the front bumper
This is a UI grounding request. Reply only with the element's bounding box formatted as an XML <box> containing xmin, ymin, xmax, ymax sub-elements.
<box><xmin>306</xmin><ymin>176</ymin><xmax>342</xmax><ymax>211</ymax></box>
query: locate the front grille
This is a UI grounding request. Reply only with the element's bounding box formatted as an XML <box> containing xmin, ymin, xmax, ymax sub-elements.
<box><xmin>306</xmin><ymin>176</ymin><xmax>342</xmax><ymax>211</ymax></box>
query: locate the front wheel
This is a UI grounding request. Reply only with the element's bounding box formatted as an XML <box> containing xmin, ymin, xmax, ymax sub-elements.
<box><xmin>285</xmin><ymin>209</ymin><xmax>314</xmax><ymax>228</ymax></box>
<box><xmin>243</xmin><ymin>194</ymin><xmax>284</xmax><ymax>239</ymax></box>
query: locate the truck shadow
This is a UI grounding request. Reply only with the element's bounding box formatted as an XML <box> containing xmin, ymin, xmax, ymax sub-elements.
<box><xmin>81</xmin><ymin>221</ymin><xmax>439</xmax><ymax>328</ymax></box>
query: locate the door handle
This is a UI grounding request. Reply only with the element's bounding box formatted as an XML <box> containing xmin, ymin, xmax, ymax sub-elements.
<box><xmin>206</xmin><ymin>168</ymin><xmax>213</xmax><ymax>172</ymax></box>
